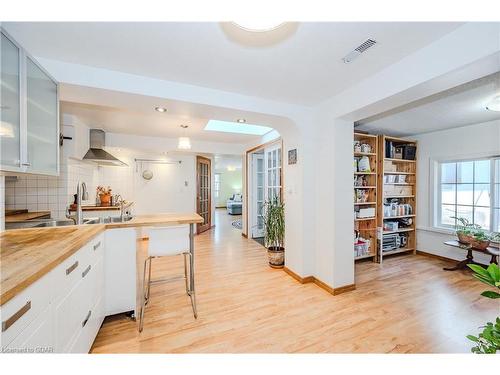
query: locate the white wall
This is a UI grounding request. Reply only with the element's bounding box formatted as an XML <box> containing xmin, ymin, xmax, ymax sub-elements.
<box><xmin>414</xmin><ymin>119</ymin><xmax>500</xmax><ymax>264</ymax></box>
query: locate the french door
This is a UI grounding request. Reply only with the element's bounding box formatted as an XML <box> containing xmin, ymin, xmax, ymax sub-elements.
<box><xmin>265</xmin><ymin>143</ymin><xmax>282</xmax><ymax>201</ymax></box>
<box><xmin>252</xmin><ymin>153</ymin><xmax>265</xmax><ymax>238</ymax></box>
<box><xmin>196</xmin><ymin>156</ymin><xmax>211</xmax><ymax>234</ymax></box>
<box><xmin>250</xmin><ymin>142</ymin><xmax>282</xmax><ymax>238</ymax></box>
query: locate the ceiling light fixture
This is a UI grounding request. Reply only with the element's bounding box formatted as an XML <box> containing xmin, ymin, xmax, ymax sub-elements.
<box><xmin>154</xmin><ymin>106</ymin><xmax>167</xmax><ymax>113</ymax></box>
<box><xmin>236</xmin><ymin>118</ymin><xmax>246</xmax><ymax>123</ymax></box>
<box><xmin>232</xmin><ymin>21</ymin><xmax>285</xmax><ymax>32</ymax></box>
<box><xmin>178</xmin><ymin>125</ymin><xmax>191</xmax><ymax>150</ymax></box>
<box><xmin>486</xmin><ymin>95</ymin><xmax>500</xmax><ymax>112</ymax></box>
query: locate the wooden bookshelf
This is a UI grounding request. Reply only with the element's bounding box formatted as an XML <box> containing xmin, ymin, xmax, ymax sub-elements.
<box><xmin>377</xmin><ymin>135</ymin><xmax>417</xmax><ymax>264</ymax></box>
<box><xmin>354</xmin><ymin>133</ymin><xmax>378</xmax><ymax>262</ymax></box>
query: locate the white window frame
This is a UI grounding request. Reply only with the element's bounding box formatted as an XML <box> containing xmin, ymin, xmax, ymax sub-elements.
<box><xmin>214</xmin><ymin>173</ymin><xmax>221</xmax><ymax>199</ymax></box>
<box><xmin>434</xmin><ymin>155</ymin><xmax>499</xmax><ymax>232</ymax></box>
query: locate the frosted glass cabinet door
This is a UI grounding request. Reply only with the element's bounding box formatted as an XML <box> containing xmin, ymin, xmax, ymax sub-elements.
<box><xmin>26</xmin><ymin>56</ymin><xmax>58</xmax><ymax>175</ymax></box>
<box><xmin>0</xmin><ymin>32</ymin><xmax>21</xmax><ymax>170</ymax></box>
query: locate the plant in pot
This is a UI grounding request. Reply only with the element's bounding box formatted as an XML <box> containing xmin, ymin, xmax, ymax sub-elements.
<box><xmin>452</xmin><ymin>217</ymin><xmax>494</xmax><ymax>251</ymax></box>
<box><xmin>96</xmin><ymin>185</ymin><xmax>112</xmax><ymax>206</ymax></box>
<box><xmin>262</xmin><ymin>196</ymin><xmax>285</xmax><ymax>268</ymax></box>
<box><xmin>466</xmin><ymin>263</ymin><xmax>500</xmax><ymax>353</ymax></box>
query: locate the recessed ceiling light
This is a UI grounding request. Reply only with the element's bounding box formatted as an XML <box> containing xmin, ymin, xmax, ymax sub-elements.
<box><xmin>236</xmin><ymin>118</ymin><xmax>246</xmax><ymax>123</ymax></box>
<box><xmin>154</xmin><ymin>106</ymin><xmax>167</xmax><ymax>113</ymax></box>
<box><xmin>486</xmin><ymin>95</ymin><xmax>500</xmax><ymax>112</ymax></box>
<box><xmin>232</xmin><ymin>21</ymin><xmax>285</xmax><ymax>32</ymax></box>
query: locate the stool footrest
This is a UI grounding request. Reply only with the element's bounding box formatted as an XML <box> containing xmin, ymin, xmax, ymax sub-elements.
<box><xmin>149</xmin><ymin>275</ymin><xmax>186</xmax><ymax>285</ymax></box>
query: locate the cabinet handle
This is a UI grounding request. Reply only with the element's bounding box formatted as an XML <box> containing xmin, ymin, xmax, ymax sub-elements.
<box><xmin>66</xmin><ymin>261</ymin><xmax>79</xmax><ymax>275</ymax></box>
<box><xmin>21</xmin><ymin>162</ymin><xmax>31</xmax><ymax>167</ymax></box>
<box><xmin>93</xmin><ymin>241</ymin><xmax>101</xmax><ymax>251</ymax></box>
<box><xmin>82</xmin><ymin>310</ymin><xmax>92</xmax><ymax>328</ymax></box>
<box><xmin>2</xmin><ymin>301</ymin><xmax>31</xmax><ymax>332</ymax></box>
<box><xmin>82</xmin><ymin>264</ymin><xmax>92</xmax><ymax>278</ymax></box>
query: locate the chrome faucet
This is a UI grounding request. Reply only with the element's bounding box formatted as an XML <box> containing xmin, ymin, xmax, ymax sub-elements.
<box><xmin>114</xmin><ymin>194</ymin><xmax>126</xmax><ymax>221</ymax></box>
<box><xmin>76</xmin><ymin>181</ymin><xmax>88</xmax><ymax>225</ymax></box>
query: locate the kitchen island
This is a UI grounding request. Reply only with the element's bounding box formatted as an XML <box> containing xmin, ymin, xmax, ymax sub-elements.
<box><xmin>0</xmin><ymin>213</ymin><xmax>203</xmax><ymax>353</ymax></box>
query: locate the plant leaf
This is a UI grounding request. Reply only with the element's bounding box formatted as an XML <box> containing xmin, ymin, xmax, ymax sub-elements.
<box><xmin>468</xmin><ymin>264</ymin><xmax>491</xmax><ymax>278</ymax></box>
<box><xmin>480</xmin><ymin>291</ymin><xmax>500</xmax><ymax>299</ymax></box>
<box><xmin>467</xmin><ymin>335</ymin><xmax>479</xmax><ymax>342</ymax></box>
<box><xmin>472</xmin><ymin>274</ymin><xmax>496</xmax><ymax>288</ymax></box>
<box><xmin>486</xmin><ymin>263</ymin><xmax>500</xmax><ymax>282</ymax></box>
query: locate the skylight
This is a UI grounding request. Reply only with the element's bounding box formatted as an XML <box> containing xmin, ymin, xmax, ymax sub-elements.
<box><xmin>204</xmin><ymin>120</ymin><xmax>273</xmax><ymax>136</ymax></box>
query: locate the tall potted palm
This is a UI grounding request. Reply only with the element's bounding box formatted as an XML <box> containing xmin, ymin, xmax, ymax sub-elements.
<box><xmin>262</xmin><ymin>196</ymin><xmax>285</xmax><ymax>268</ymax></box>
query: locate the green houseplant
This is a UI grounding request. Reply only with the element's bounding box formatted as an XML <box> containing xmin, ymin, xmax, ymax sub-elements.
<box><xmin>466</xmin><ymin>263</ymin><xmax>500</xmax><ymax>353</ymax></box>
<box><xmin>262</xmin><ymin>196</ymin><xmax>285</xmax><ymax>268</ymax></box>
<box><xmin>452</xmin><ymin>217</ymin><xmax>498</xmax><ymax>250</ymax></box>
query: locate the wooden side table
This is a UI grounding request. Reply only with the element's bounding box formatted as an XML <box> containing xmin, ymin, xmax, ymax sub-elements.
<box><xmin>443</xmin><ymin>240</ymin><xmax>499</xmax><ymax>271</ymax></box>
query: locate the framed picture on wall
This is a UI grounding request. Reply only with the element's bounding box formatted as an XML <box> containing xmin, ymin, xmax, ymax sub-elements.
<box><xmin>288</xmin><ymin>149</ymin><xmax>297</xmax><ymax>165</ymax></box>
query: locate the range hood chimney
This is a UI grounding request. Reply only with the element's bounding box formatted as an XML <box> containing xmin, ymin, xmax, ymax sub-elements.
<box><xmin>83</xmin><ymin>129</ymin><xmax>127</xmax><ymax>166</ymax></box>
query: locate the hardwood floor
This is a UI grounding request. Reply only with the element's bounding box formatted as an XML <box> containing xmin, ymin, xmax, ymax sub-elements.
<box><xmin>91</xmin><ymin>209</ymin><xmax>498</xmax><ymax>353</ymax></box>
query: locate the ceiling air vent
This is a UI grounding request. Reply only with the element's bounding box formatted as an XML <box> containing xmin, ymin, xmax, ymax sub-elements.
<box><xmin>343</xmin><ymin>38</ymin><xmax>377</xmax><ymax>64</ymax></box>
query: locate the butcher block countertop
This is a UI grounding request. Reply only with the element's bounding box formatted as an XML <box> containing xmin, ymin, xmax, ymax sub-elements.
<box><xmin>5</xmin><ymin>211</ymin><xmax>51</xmax><ymax>223</ymax></box>
<box><xmin>0</xmin><ymin>213</ymin><xmax>203</xmax><ymax>306</ymax></box>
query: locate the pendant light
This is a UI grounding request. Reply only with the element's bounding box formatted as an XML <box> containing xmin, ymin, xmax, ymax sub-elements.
<box><xmin>178</xmin><ymin>125</ymin><xmax>191</xmax><ymax>150</ymax></box>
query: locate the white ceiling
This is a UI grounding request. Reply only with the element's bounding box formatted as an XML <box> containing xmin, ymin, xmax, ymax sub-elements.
<box><xmin>355</xmin><ymin>72</ymin><xmax>500</xmax><ymax>136</ymax></box>
<box><xmin>3</xmin><ymin>22</ymin><xmax>462</xmax><ymax>105</ymax></box>
<box><xmin>60</xmin><ymin>100</ymin><xmax>264</xmax><ymax>144</ymax></box>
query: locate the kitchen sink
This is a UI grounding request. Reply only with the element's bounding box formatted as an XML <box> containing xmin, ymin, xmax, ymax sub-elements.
<box><xmin>5</xmin><ymin>216</ymin><xmax>133</xmax><ymax>230</ymax></box>
<box><xmin>33</xmin><ymin>219</ymin><xmax>76</xmax><ymax>227</ymax></box>
<box><xmin>5</xmin><ymin>219</ymin><xmax>76</xmax><ymax>230</ymax></box>
<box><xmin>85</xmin><ymin>216</ymin><xmax>134</xmax><ymax>224</ymax></box>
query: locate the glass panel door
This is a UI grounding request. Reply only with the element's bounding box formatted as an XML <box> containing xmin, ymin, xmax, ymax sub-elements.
<box><xmin>265</xmin><ymin>144</ymin><xmax>282</xmax><ymax>201</ymax></box>
<box><xmin>26</xmin><ymin>56</ymin><xmax>58</xmax><ymax>174</ymax></box>
<box><xmin>252</xmin><ymin>153</ymin><xmax>265</xmax><ymax>238</ymax></box>
<box><xmin>197</xmin><ymin>156</ymin><xmax>211</xmax><ymax>234</ymax></box>
<box><xmin>1</xmin><ymin>32</ymin><xmax>21</xmax><ymax>169</ymax></box>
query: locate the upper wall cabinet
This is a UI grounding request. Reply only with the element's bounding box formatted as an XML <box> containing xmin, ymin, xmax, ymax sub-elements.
<box><xmin>0</xmin><ymin>28</ymin><xmax>59</xmax><ymax>176</ymax></box>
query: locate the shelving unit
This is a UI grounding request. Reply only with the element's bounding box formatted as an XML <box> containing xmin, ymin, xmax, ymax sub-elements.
<box><xmin>353</xmin><ymin>132</ymin><xmax>378</xmax><ymax>262</ymax></box>
<box><xmin>377</xmin><ymin>135</ymin><xmax>417</xmax><ymax>264</ymax></box>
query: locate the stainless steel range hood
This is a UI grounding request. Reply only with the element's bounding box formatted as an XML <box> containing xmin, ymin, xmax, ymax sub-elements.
<box><xmin>83</xmin><ymin>129</ymin><xmax>127</xmax><ymax>166</ymax></box>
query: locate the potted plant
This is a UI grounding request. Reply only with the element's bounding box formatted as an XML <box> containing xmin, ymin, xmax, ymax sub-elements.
<box><xmin>466</xmin><ymin>263</ymin><xmax>500</xmax><ymax>353</ymax></box>
<box><xmin>262</xmin><ymin>196</ymin><xmax>285</xmax><ymax>268</ymax></box>
<box><xmin>452</xmin><ymin>217</ymin><xmax>496</xmax><ymax>251</ymax></box>
<box><xmin>97</xmin><ymin>185</ymin><xmax>112</xmax><ymax>206</ymax></box>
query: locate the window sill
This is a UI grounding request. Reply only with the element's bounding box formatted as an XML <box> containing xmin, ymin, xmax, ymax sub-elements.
<box><xmin>416</xmin><ymin>226</ymin><xmax>455</xmax><ymax>236</ymax></box>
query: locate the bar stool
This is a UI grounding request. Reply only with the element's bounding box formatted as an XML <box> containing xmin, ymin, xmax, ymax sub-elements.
<box><xmin>139</xmin><ymin>225</ymin><xmax>198</xmax><ymax>332</ymax></box>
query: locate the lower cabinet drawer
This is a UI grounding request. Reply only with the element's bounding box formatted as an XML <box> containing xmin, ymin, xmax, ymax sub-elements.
<box><xmin>54</xmin><ymin>250</ymin><xmax>104</xmax><ymax>353</ymax></box>
<box><xmin>3</xmin><ymin>306</ymin><xmax>54</xmax><ymax>353</ymax></box>
<box><xmin>0</xmin><ymin>269</ymin><xmax>54</xmax><ymax>348</ymax></box>
<box><xmin>69</xmin><ymin>296</ymin><xmax>104</xmax><ymax>353</ymax></box>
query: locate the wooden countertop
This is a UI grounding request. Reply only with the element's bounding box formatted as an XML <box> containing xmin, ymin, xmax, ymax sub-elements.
<box><xmin>5</xmin><ymin>211</ymin><xmax>51</xmax><ymax>223</ymax></box>
<box><xmin>0</xmin><ymin>213</ymin><xmax>203</xmax><ymax>306</ymax></box>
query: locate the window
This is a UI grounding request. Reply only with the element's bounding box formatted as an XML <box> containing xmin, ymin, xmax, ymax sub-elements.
<box><xmin>437</xmin><ymin>157</ymin><xmax>500</xmax><ymax>232</ymax></box>
<box><xmin>214</xmin><ymin>173</ymin><xmax>221</xmax><ymax>199</ymax></box>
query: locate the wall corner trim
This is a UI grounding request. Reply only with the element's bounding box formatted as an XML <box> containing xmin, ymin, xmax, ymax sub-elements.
<box><xmin>283</xmin><ymin>267</ymin><xmax>356</xmax><ymax>295</ymax></box>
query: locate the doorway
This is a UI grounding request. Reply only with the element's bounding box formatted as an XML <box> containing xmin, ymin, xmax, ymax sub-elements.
<box><xmin>196</xmin><ymin>156</ymin><xmax>211</xmax><ymax>234</ymax></box>
<box><xmin>247</xmin><ymin>140</ymin><xmax>283</xmax><ymax>244</ymax></box>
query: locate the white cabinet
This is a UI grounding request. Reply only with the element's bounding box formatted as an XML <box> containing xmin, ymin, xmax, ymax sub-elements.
<box><xmin>6</xmin><ymin>306</ymin><xmax>54</xmax><ymax>353</ymax></box>
<box><xmin>0</xmin><ymin>28</ymin><xmax>59</xmax><ymax>176</ymax></box>
<box><xmin>104</xmin><ymin>228</ymin><xmax>137</xmax><ymax>316</ymax></box>
<box><xmin>1</xmin><ymin>233</ymin><xmax>105</xmax><ymax>353</ymax></box>
<box><xmin>0</xmin><ymin>31</ymin><xmax>21</xmax><ymax>170</ymax></box>
<box><xmin>25</xmin><ymin>56</ymin><xmax>59</xmax><ymax>175</ymax></box>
